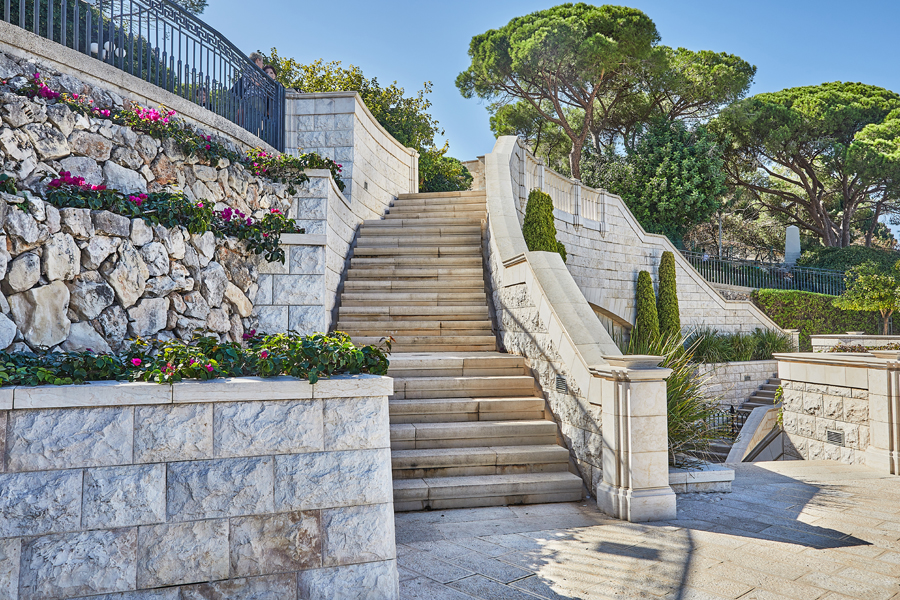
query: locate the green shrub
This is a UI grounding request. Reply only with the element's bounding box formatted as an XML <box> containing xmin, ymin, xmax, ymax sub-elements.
<box><xmin>752</xmin><ymin>289</ymin><xmax>880</xmax><ymax>351</ymax></box>
<box><xmin>522</xmin><ymin>189</ymin><xmax>566</xmax><ymax>262</ymax></box>
<box><xmin>797</xmin><ymin>245</ymin><xmax>900</xmax><ymax>273</ymax></box>
<box><xmin>687</xmin><ymin>327</ymin><xmax>793</xmax><ymax>363</ymax></box>
<box><xmin>634</xmin><ymin>270</ymin><xmax>659</xmax><ymax>346</ymax></box>
<box><xmin>625</xmin><ymin>332</ymin><xmax>723</xmax><ymax>467</ymax></box>
<box><xmin>0</xmin><ymin>332</ymin><xmax>390</xmax><ymax>387</ymax></box>
<box><xmin>657</xmin><ymin>251</ymin><xmax>681</xmax><ymax>339</ymax></box>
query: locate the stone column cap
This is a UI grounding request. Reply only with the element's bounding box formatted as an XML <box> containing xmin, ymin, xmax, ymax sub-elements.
<box><xmin>602</xmin><ymin>355</ymin><xmax>665</xmax><ymax>369</ymax></box>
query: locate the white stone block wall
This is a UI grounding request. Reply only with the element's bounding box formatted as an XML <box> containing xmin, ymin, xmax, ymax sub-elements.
<box><xmin>0</xmin><ymin>375</ymin><xmax>399</xmax><ymax>599</ymax></box>
<box><xmin>699</xmin><ymin>360</ymin><xmax>778</xmax><ymax>408</ymax></box>
<box><xmin>284</xmin><ymin>92</ymin><xmax>418</xmax><ymax>330</ymax></box>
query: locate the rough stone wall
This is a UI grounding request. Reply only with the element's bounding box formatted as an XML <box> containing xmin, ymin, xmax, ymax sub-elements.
<box><xmin>699</xmin><ymin>360</ymin><xmax>778</xmax><ymax>408</ymax></box>
<box><xmin>781</xmin><ymin>379</ymin><xmax>870</xmax><ymax>464</ymax></box>
<box><xmin>485</xmin><ymin>222</ymin><xmax>602</xmax><ymax>494</ymax></box>
<box><xmin>0</xmin><ymin>375</ymin><xmax>398</xmax><ymax>599</ymax></box>
<box><xmin>0</xmin><ymin>49</ymin><xmax>328</xmax><ymax>352</ymax></box>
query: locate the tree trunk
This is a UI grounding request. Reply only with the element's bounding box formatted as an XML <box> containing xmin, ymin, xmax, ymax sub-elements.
<box><xmin>883</xmin><ymin>310</ymin><xmax>893</xmax><ymax>335</ymax></box>
<box><xmin>569</xmin><ymin>139</ymin><xmax>583</xmax><ymax>181</ymax></box>
<box><xmin>865</xmin><ymin>202</ymin><xmax>883</xmax><ymax>248</ymax></box>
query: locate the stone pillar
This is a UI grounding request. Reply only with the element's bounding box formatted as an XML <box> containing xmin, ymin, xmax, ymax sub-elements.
<box><xmin>596</xmin><ymin>355</ymin><xmax>677</xmax><ymax>522</ymax></box>
<box><xmin>785</xmin><ymin>225</ymin><xmax>801</xmax><ymax>265</ymax></box>
<box><xmin>573</xmin><ymin>180</ymin><xmax>582</xmax><ymax>227</ymax></box>
<box><xmin>866</xmin><ymin>359</ymin><xmax>900</xmax><ymax>475</ymax></box>
<box><xmin>784</xmin><ymin>329</ymin><xmax>801</xmax><ymax>352</ymax></box>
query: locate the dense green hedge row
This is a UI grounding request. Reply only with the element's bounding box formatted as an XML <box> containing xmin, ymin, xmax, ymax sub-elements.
<box><xmin>797</xmin><ymin>245</ymin><xmax>900</xmax><ymax>273</ymax></box>
<box><xmin>751</xmin><ymin>289</ymin><xmax>881</xmax><ymax>351</ymax></box>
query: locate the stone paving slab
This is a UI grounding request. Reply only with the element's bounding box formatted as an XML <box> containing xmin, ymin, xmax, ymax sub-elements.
<box><xmin>396</xmin><ymin>461</ymin><xmax>900</xmax><ymax>600</ymax></box>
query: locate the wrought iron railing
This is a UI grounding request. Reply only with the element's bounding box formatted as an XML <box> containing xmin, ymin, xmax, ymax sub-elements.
<box><xmin>708</xmin><ymin>406</ymin><xmax>748</xmax><ymax>441</ymax></box>
<box><xmin>2</xmin><ymin>0</ymin><xmax>284</xmax><ymax>150</ymax></box>
<box><xmin>680</xmin><ymin>251</ymin><xmax>845</xmax><ymax>296</ymax></box>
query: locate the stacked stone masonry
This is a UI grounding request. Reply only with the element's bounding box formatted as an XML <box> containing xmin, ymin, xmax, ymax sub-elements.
<box><xmin>0</xmin><ymin>48</ymin><xmax>344</xmax><ymax>351</ymax></box>
<box><xmin>0</xmin><ymin>375</ymin><xmax>400</xmax><ymax>599</ymax></box>
<box><xmin>699</xmin><ymin>360</ymin><xmax>778</xmax><ymax>408</ymax></box>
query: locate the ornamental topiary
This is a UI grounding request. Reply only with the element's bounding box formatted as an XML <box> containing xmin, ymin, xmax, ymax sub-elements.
<box><xmin>634</xmin><ymin>270</ymin><xmax>659</xmax><ymax>346</ymax></box>
<box><xmin>657</xmin><ymin>251</ymin><xmax>681</xmax><ymax>340</ymax></box>
<box><xmin>523</xmin><ymin>189</ymin><xmax>566</xmax><ymax>262</ymax></box>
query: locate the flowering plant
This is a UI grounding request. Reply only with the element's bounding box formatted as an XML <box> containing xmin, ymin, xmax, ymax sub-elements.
<box><xmin>19</xmin><ymin>72</ymin><xmax>60</xmax><ymax>100</ymax></box>
<box><xmin>246</xmin><ymin>147</ymin><xmax>345</xmax><ymax>194</ymax></box>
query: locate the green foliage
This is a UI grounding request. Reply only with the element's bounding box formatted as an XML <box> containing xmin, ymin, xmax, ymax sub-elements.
<box><xmin>0</xmin><ymin>174</ymin><xmax>15</xmax><ymax>194</ymax></box>
<box><xmin>0</xmin><ymin>332</ymin><xmax>390</xmax><ymax>387</ymax></box>
<box><xmin>657</xmin><ymin>251</ymin><xmax>681</xmax><ymax>340</ymax></box>
<box><xmin>44</xmin><ymin>172</ymin><xmax>299</xmax><ymax>263</ymax></box>
<box><xmin>686</xmin><ymin>327</ymin><xmax>793</xmax><ymax>363</ymax></box>
<box><xmin>625</xmin><ymin>332</ymin><xmax>723</xmax><ymax>467</ymax></box>
<box><xmin>713</xmin><ymin>82</ymin><xmax>900</xmax><ymax>248</ymax></box>
<box><xmin>752</xmin><ymin>289</ymin><xmax>881</xmax><ymax>350</ymax></box>
<box><xmin>634</xmin><ymin>270</ymin><xmax>660</xmax><ymax>346</ymax></box>
<box><xmin>833</xmin><ymin>261</ymin><xmax>900</xmax><ymax>334</ymax></box>
<box><xmin>798</xmin><ymin>245</ymin><xmax>900</xmax><ymax>273</ymax></box>
<box><xmin>588</xmin><ymin>120</ymin><xmax>726</xmax><ymax>242</ymax></box>
<box><xmin>261</xmin><ymin>54</ymin><xmax>469</xmax><ymax>193</ymax></box>
<box><xmin>418</xmin><ymin>147</ymin><xmax>473</xmax><ymax>193</ymax></box>
<box><xmin>246</xmin><ymin>148</ymin><xmax>345</xmax><ymax>193</ymax></box>
<box><xmin>522</xmin><ymin>189</ymin><xmax>566</xmax><ymax>262</ymax></box>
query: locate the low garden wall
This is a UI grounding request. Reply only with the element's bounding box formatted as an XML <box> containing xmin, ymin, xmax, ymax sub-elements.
<box><xmin>776</xmin><ymin>351</ymin><xmax>900</xmax><ymax>474</ymax></box>
<box><xmin>810</xmin><ymin>333</ymin><xmax>900</xmax><ymax>352</ymax></box>
<box><xmin>700</xmin><ymin>360</ymin><xmax>778</xmax><ymax>407</ymax></box>
<box><xmin>0</xmin><ymin>374</ymin><xmax>399</xmax><ymax>600</ymax></box>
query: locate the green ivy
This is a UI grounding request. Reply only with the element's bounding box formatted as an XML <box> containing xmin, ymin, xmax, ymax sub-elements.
<box><xmin>0</xmin><ymin>332</ymin><xmax>390</xmax><ymax>387</ymax></box>
<box><xmin>752</xmin><ymin>289</ymin><xmax>880</xmax><ymax>351</ymax></box>
<box><xmin>522</xmin><ymin>189</ymin><xmax>566</xmax><ymax>262</ymax></box>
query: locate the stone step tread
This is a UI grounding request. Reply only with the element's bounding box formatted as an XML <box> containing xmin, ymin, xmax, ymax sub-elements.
<box><xmin>355</xmin><ymin>239</ymin><xmax>482</xmax><ymax>248</ymax></box>
<box><xmin>392</xmin><ymin>375</ymin><xmax>535</xmax><ymax>393</ymax></box>
<box><xmin>359</xmin><ymin>225</ymin><xmax>483</xmax><ymax>235</ymax></box>
<box><xmin>339</xmin><ymin>306</ymin><xmax>490</xmax><ymax>317</ymax></box>
<box><xmin>380</xmin><ymin>217</ymin><xmax>484</xmax><ymax>225</ymax></box>
<box><xmin>342</xmin><ymin>279</ymin><xmax>484</xmax><ymax>289</ymax></box>
<box><xmin>353</xmin><ymin>246</ymin><xmax>483</xmax><ymax>257</ymax></box>
<box><xmin>389</xmin><ymin>396</ymin><xmax>545</xmax><ymax>414</ymax></box>
<box><xmin>388</xmin><ymin>204</ymin><xmax>486</xmax><ymax>212</ymax></box>
<box><xmin>350</xmin><ymin>256</ymin><xmax>483</xmax><ymax>265</ymax></box>
<box><xmin>342</xmin><ymin>302</ymin><xmax>490</xmax><ymax>309</ymax></box>
<box><xmin>390</xmin><ymin>420</ymin><xmax>556</xmax><ymax>440</ymax></box>
<box><xmin>393</xmin><ymin>472</ymin><xmax>583</xmax><ymax>503</ymax></box>
<box><xmin>339</xmin><ymin>320</ymin><xmax>492</xmax><ymax>329</ymax></box>
<box><xmin>347</xmin><ymin>267</ymin><xmax>484</xmax><ymax>276</ymax></box>
<box><xmin>391</xmin><ymin>445</ymin><xmax>569</xmax><ymax>469</ymax></box>
<box><xmin>397</xmin><ymin>191</ymin><xmax>486</xmax><ymax>200</ymax></box>
<box><xmin>343</xmin><ymin>330</ymin><xmax>492</xmax><ymax>339</ymax></box>
<box><xmin>351</xmin><ymin>338</ymin><xmax>497</xmax><ymax>352</ymax></box>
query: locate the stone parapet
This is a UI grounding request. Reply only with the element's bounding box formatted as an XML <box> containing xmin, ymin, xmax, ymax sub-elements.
<box><xmin>0</xmin><ymin>374</ymin><xmax>399</xmax><ymax>600</ymax></box>
<box><xmin>810</xmin><ymin>333</ymin><xmax>900</xmax><ymax>352</ymax></box>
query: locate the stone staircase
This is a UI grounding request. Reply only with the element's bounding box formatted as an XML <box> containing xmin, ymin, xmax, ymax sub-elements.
<box><xmin>707</xmin><ymin>375</ymin><xmax>782</xmax><ymax>462</ymax></box>
<box><xmin>336</xmin><ymin>191</ymin><xmax>584</xmax><ymax>510</ymax></box>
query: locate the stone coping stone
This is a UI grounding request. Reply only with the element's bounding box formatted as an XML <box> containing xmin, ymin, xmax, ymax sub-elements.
<box><xmin>6</xmin><ymin>374</ymin><xmax>392</xmax><ymax>409</ymax></box>
<box><xmin>281</xmin><ymin>233</ymin><xmax>327</xmax><ymax>246</ymax></box>
<box><xmin>668</xmin><ymin>462</ymin><xmax>735</xmax><ymax>485</ymax></box>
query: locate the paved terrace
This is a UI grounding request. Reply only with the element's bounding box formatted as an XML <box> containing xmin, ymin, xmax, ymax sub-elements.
<box><xmin>396</xmin><ymin>461</ymin><xmax>900</xmax><ymax>600</ymax></box>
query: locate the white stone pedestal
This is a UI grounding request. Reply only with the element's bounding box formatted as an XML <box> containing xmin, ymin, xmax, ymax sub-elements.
<box><xmin>596</xmin><ymin>355</ymin><xmax>677</xmax><ymax>522</ymax></box>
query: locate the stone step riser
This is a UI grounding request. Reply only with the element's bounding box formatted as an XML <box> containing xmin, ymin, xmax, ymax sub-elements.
<box><xmin>357</xmin><ymin>226</ymin><xmax>483</xmax><ymax>236</ymax></box>
<box><xmin>355</xmin><ymin>239</ymin><xmax>482</xmax><ymax>248</ymax></box>
<box><xmin>393</xmin><ymin>463</ymin><xmax>568</xmax><ymax>480</ymax></box>
<box><xmin>350</xmin><ymin>257</ymin><xmax>483</xmax><ymax>265</ymax></box>
<box><xmin>338</xmin><ymin>308</ymin><xmax>490</xmax><ymax>319</ymax></box>
<box><xmin>353</xmin><ymin>248</ymin><xmax>483</xmax><ymax>257</ymax></box>
<box><xmin>394</xmin><ymin>491</ymin><xmax>583</xmax><ymax>512</ymax></box>
<box><xmin>391</xmin><ymin>434</ymin><xmax>559</xmax><ymax>450</ymax></box>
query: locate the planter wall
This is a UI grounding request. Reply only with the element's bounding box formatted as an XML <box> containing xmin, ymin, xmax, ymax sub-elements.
<box><xmin>0</xmin><ymin>374</ymin><xmax>399</xmax><ymax>600</ymax></box>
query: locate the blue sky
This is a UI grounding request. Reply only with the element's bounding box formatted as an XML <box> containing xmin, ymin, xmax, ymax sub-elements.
<box><xmin>202</xmin><ymin>0</ymin><xmax>900</xmax><ymax>162</ymax></box>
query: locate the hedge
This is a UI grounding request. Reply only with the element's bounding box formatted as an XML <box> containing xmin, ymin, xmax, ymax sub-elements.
<box><xmin>634</xmin><ymin>270</ymin><xmax>659</xmax><ymax>347</ymax></box>
<box><xmin>657</xmin><ymin>251</ymin><xmax>681</xmax><ymax>339</ymax></box>
<box><xmin>751</xmin><ymin>289</ymin><xmax>881</xmax><ymax>351</ymax></box>
<box><xmin>523</xmin><ymin>189</ymin><xmax>566</xmax><ymax>262</ymax></box>
<box><xmin>797</xmin><ymin>245</ymin><xmax>900</xmax><ymax>273</ymax></box>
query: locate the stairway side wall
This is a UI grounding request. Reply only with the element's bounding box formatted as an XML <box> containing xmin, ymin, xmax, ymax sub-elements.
<box><xmin>700</xmin><ymin>360</ymin><xmax>779</xmax><ymax>408</ymax></box>
<box><xmin>284</xmin><ymin>92</ymin><xmax>419</xmax><ymax>330</ymax></box>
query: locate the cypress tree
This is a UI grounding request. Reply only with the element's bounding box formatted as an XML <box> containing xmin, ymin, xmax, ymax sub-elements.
<box><xmin>657</xmin><ymin>251</ymin><xmax>681</xmax><ymax>340</ymax></box>
<box><xmin>634</xmin><ymin>270</ymin><xmax>660</xmax><ymax>347</ymax></box>
<box><xmin>522</xmin><ymin>189</ymin><xmax>566</xmax><ymax>263</ymax></box>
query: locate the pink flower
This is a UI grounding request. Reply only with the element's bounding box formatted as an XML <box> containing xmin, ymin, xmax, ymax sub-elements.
<box><xmin>131</xmin><ymin>358</ymin><xmax>142</xmax><ymax>367</ymax></box>
<box><xmin>189</xmin><ymin>358</ymin><xmax>196</xmax><ymax>365</ymax></box>
<box><xmin>204</xmin><ymin>144</ymin><xmax>211</xmax><ymax>150</ymax></box>
<box><xmin>73</xmin><ymin>94</ymin><xmax>78</xmax><ymax>99</ymax></box>
<box><xmin>197</xmin><ymin>202</ymin><xmax>204</xmax><ymax>208</ymax></box>
<box><xmin>33</xmin><ymin>72</ymin><xmax>40</xmax><ymax>79</ymax></box>
<box><xmin>205</xmin><ymin>364</ymin><xmax>213</xmax><ymax>373</ymax></box>
<box><xmin>260</xmin><ymin>350</ymin><xmax>268</xmax><ymax>359</ymax></box>
<box><xmin>270</xmin><ymin>208</ymin><xmax>281</xmax><ymax>215</ymax></box>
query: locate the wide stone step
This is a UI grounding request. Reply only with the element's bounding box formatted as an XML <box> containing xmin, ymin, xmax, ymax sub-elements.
<box><xmin>391</xmin><ymin>375</ymin><xmax>535</xmax><ymax>400</ymax></box>
<box><xmin>391</xmin><ymin>445</ymin><xmax>569</xmax><ymax>479</ymax></box>
<box><xmin>373</xmin><ymin>216</ymin><xmax>484</xmax><ymax>226</ymax></box>
<box><xmin>338</xmin><ymin>306</ymin><xmax>490</xmax><ymax>320</ymax></box>
<box><xmin>387</xmin><ymin>352</ymin><xmax>526</xmax><ymax>377</ymax></box>
<box><xmin>396</xmin><ymin>191</ymin><xmax>486</xmax><ymax>202</ymax></box>
<box><xmin>342</xmin><ymin>279</ymin><xmax>484</xmax><ymax>292</ymax></box>
<box><xmin>347</xmin><ymin>266</ymin><xmax>483</xmax><ymax>277</ymax></box>
<box><xmin>342</xmin><ymin>327</ymin><xmax>492</xmax><ymax>339</ymax></box>
<box><xmin>341</xmin><ymin>294</ymin><xmax>486</xmax><ymax>307</ymax></box>
<box><xmin>359</xmin><ymin>224</ymin><xmax>483</xmax><ymax>236</ymax></box>
<box><xmin>390</xmin><ymin>420</ymin><xmax>558</xmax><ymax>450</ymax></box>
<box><xmin>351</xmin><ymin>337</ymin><xmax>497</xmax><ymax>352</ymax></box>
<box><xmin>389</xmin><ymin>397</ymin><xmax>544</xmax><ymax>423</ymax></box>
<box><xmin>352</xmin><ymin>246</ymin><xmax>482</xmax><ymax>257</ymax></box>
<box><xmin>760</xmin><ymin>383</ymin><xmax>780</xmax><ymax>391</ymax></box>
<box><xmin>350</xmin><ymin>256</ymin><xmax>483</xmax><ymax>267</ymax></box>
<box><xmin>393</xmin><ymin>472</ymin><xmax>583</xmax><ymax>511</ymax></box>
<box><xmin>388</xmin><ymin>203</ymin><xmax>486</xmax><ymax>213</ymax></box>
<box><xmin>355</xmin><ymin>235</ymin><xmax>482</xmax><ymax>247</ymax></box>
<box><xmin>340</xmin><ymin>320</ymin><xmax>491</xmax><ymax>333</ymax></box>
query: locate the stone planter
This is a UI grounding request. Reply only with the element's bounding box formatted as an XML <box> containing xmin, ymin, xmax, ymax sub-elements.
<box><xmin>0</xmin><ymin>374</ymin><xmax>399</xmax><ymax>600</ymax></box>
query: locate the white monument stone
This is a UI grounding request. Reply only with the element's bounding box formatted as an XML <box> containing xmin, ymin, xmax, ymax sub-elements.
<box><xmin>785</xmin><ymin>225</ymin><xmax>801</xmax><ymax>265</ymax></box>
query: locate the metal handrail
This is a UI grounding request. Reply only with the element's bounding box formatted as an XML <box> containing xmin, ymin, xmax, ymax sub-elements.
<box><xmin>2</xmin><ymin>0</ymin><xmax>284</xmax><ymax>150</ymax></box>
<box><xmin>680</xmin><ymin>250</ymin><xmax>846</xmax><ymax>296</ymax></box>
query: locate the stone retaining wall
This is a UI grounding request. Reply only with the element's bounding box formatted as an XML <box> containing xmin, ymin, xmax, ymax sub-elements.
<box><xmin>699</xmin><ymin>360</ymin><xmax>778</xmax><ymax>408</ymax></box>
<box><xmin>0</xmin><ymin>374</ymin><xmax>399</xmax><ymax>599</ymax></box>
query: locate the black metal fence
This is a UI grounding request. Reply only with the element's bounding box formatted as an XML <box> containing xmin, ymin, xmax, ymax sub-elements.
<box><xmin>708</xmin><ymin>406</ymin><xmax>748</xmax><ymax>441</ymax></box>
<box><xmin>680</xmin><ymin>251</ymin><xmax>845</xmax><ymax>296</ymax></box>
<box><xmin>2</xmin><ymin>0</ymin><xmax>284</xmax><ymax>150</ymax></box>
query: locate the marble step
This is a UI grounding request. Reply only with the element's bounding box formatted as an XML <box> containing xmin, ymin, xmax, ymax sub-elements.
<box><xmin>396</xmin><ymin>191</ymin><xmax>486</xmax><ymax>202</ymax></box>
<box><xmin>355</xmin><ymin>235</ymin><xmax>482</xmax><ymax>247</ymax></box>
<box><xmin>358</xmin><ymin>224</ymin><xmax>483</xmax><ymax>236</ymax></box>
<box><xmin>339</xmin><ymin>324</ymin><xmax>492</xmax><ymax>338</ymax></box>
<box><xmin>393</xmin><ymin>472</ymin><xmax>583</xmax><ymax>511</ymax></box>
<box><xmin>350</xmin><ymin>256</ymin><xmax>482</xmax><ymax>267</ymax></box>
<box><xmin>389</xmin><ymin>396</ymin><xmax>544</xmax><ymax>423</ymax></box>
<box><xmin>373</xmin><ymin>216</ymin><xmax>484</xmax><ymax>226</ymax></box>
<box><xmin>350</xmin><ymin>337</ymin><xmax>497</xmax><ymax>353</ymax></box>
<box><xmin>341</xmin><ymin>279</ymin><xmax>484</xmax><ymax>292</ymax></box>
<box><xmin>391</xmin><ymin>445</ymin><xmax>570</xmax><ymax>479</ymax></box>
<box><xmin>338</xmin><ymin>306</ymin><xmax>490</xmax><ymax>320</ymax></box>
<box><xmin>352</xmin><ymin>245</ymin><xmax>482</xmax><ymax>257</ymax></box>
<box><xmin>387</xmin><ymin>352</ymin><xmax>526</xmax><ymax>377</ymax></box>
<box><xmin>340</xmin><ymin>292</ymin><xmax>487</xmax><ymax>306</ymax></box>
<box><xmin>391</xmin><ymin>375</ymin><xmax>536</xmax><ymax>400</ymax></box>
<box><xmin>390</xmin><ymin>420</ymin><xmax>558</xmax><ymax>450</ymax></box>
